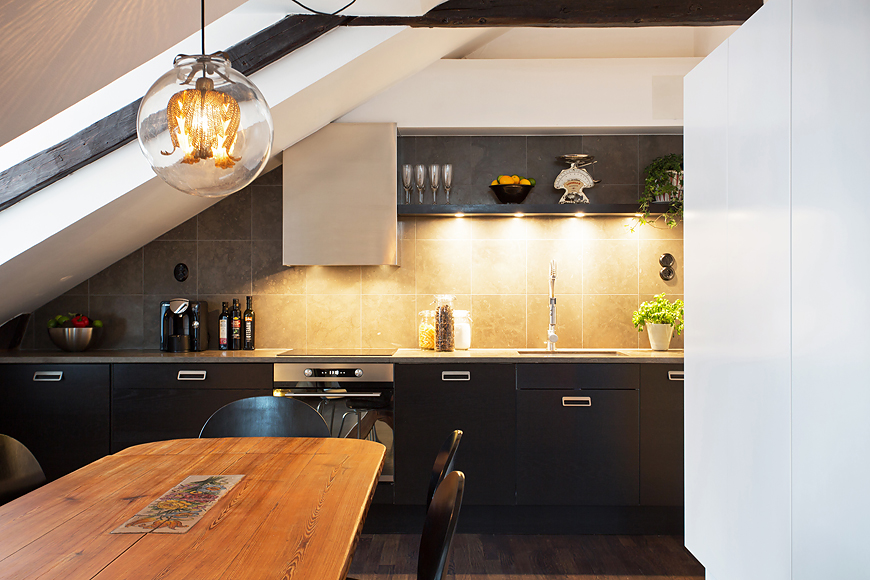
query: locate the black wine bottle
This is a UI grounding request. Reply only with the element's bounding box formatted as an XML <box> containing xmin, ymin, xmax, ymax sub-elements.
<box><xmin>243</xmin><ymin>296</ymin><xmax>255</xmax><ymax>350</ymax></box>
<box><xmin>230</xmin><ymin>298</ymin><xmax>242</xmax><ymax>350</ymax></box>
<box><xmin>218</xmin><ymin>302</ymin><xmax>229</xmax><ymax>351</ymax></box>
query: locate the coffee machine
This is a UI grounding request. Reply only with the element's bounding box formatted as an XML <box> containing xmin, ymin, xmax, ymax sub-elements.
<box><xmin>160</xmin><ymin>299</ymin><xmax>209</xmax><ymax>352</ymax></box>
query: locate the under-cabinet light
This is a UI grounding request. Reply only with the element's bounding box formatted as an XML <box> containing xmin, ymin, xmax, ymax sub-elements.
<box><xmin>513</xmin><ymin>212</ymin><xmax>525</xmax><ymax>218</ymax></box>
<box><xmin>574</xmin><ymin>212</ymin><xmax>586</xmax><ymax>218</ymax></box>
<box><xmin>454</xmin><ymin>212</ymin><xmax>465</xmax><ymax>218</ymax></box>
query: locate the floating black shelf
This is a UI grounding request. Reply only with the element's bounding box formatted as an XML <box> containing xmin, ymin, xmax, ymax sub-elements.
<box><xmin>397</xmin><ymin>204</ymin><xmax>643</xmax><ymax>216</ymax></box>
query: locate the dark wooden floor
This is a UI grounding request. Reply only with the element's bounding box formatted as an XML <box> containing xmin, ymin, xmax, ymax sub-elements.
<box><xmin>348</xmin><ymin>534</ymin><xmax>705</xmax><ymax>579</ymax></box>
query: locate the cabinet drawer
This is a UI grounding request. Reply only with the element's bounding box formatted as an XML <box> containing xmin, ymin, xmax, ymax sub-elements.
<box><xmin>517</xmin><ymin>363</ymin><xmax>639</xmax><ymax>390</ymax></box>
<box><xmin>0</xmin><ymin>364</ymin><xmax>110</xmax><ymax>481</ymax></box>
<box><xmin>394</xmin><ymin>363</ymin><xmax>516</xmax><ymax>506</ymax></box>
<box><xmin>112</xmin><ymin>363</ymin><xmax>272</xmax><ymax>389</ymax></box>
<box><xmin>111</xmin><ymin>363</ymin><xmax>273</xmax><ymax>453</ymax></box>
<box><xmin>517</xmin><ymin>388</ymin><xmax>639</xmax><ymax>506</ymax></box>
<box><xmin>402</xmin><ymin>363</ymin><xmax>515</xmax><ymax>389</ymax></box>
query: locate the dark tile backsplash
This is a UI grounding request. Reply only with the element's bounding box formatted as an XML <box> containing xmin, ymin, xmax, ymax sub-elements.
<box><xmin>20</xmin><ymin>134</ymin><xmax>682</xmax><ymax>351</ymax></box>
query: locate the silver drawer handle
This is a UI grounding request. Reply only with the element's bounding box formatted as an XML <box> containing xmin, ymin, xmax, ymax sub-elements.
<box><xmin>668</xmin><ymin>371</ymin><xmax>684</xmax><ymax>381</ymax></box>
<box><xmin>177</xmin><ymin>370</ymin><xmax>207</xmax><ymax>381</ymax></box>
<box><xmin>442</xmin><ymin>371</ymin><xmax>470</xmax><ymax>381</ymax></box>
<box><xmin>33</xmin><ymin>371</ymin><xmax>63</xmax><ymax>382</ymax></box>
<box><xmin>273</xmin><ymin>392</ymin><xmax>383</xmax><ymax>398</ymax></box>
<box><xmin>562</xmin><ymin>396</ymin><xmax>591</xmax><ymax>407</ymax></box>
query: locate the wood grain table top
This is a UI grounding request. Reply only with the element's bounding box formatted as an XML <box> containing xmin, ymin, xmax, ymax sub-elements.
<box><xmin>0</xmin><ymin>437</ymin><xmax>385</xmax><ymax>580</ymax></box>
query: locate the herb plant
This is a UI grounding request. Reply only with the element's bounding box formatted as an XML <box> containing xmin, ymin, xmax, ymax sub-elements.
<box><xmin>632</xmin><ymin>153</ymin><xmax>683</xmax><ymax>230</ymax></box>
<box><xmin>632</xmin><ymin>293</ymin><xmax>684</xmax><ymax>335</ymax></box>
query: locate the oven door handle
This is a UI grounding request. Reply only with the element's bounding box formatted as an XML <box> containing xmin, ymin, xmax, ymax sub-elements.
<box><xmin>273</xmin><ymin>390</ymin><xmax>384</xmax><ymax>398</ymax></box>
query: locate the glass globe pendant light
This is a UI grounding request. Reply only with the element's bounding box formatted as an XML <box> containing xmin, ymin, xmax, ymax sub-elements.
<box><xmin>136</xmin><ymin>1</ymin><xmax>273</xmax><ymax>197</ymax></box>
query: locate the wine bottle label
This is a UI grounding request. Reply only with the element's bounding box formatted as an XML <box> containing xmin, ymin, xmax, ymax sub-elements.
<box><xmin>219</xmin><ymin>322</ymin><xmax>227</xmax><ymax>346</ymax></box>
<box><xmin>245</xmin><ymin>318</ymin><xmax>253</xmax><ymax>341</ymax></box>
<box><xmin>232</xmin><ymin>318</ymin><xmax>241</xmax><ymax>338</ymax></box>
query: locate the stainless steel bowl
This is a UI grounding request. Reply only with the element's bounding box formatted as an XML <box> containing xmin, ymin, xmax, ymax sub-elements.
<box><xmin>48</xmin><ymin>327</ymin><xmax>103</xmax><ymax>352</ymax></box>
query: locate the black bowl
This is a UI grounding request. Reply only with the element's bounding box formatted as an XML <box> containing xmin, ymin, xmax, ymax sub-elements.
<box><xmin>490</xmin><ymin>184</ymin><xmax>533</xmax><ymax>204</ymax></box>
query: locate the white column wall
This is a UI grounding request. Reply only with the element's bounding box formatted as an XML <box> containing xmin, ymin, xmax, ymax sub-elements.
<box><xmin>790</xmin><ymin>0</ymin><xmax>870</xmax><ymax>577</ymax></box>
<box><xmin>686</xmin><ymin>0</ymin><xmax>870</xmax><ymax>578</ymax></box>
<box><xmin>683</xmin><ymin>42</ymin><xmax>730</xmax><ymax>574</ymax></box>
<box><xmin>684</xmin><ymin>0</ymin><xmax>792</xmax><ymax>578</ymax></box>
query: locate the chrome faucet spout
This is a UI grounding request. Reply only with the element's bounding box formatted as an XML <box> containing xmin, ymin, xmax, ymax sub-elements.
<box><xmin>547</xmin><ymin>260</ymin><xmax>558</xmax><ymax>351</ymax></box>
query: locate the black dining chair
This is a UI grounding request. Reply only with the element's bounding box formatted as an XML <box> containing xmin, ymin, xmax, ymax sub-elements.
<box><xmin>427</xmin><ymin>430</ymin><xmax>462</xmax><ymax>509</ymax></box>
<box><xmin>199</xmin><ymin>396</ymin><xmax>331</xmax><ymax>438</ymax></box>
<box><xmin>417</xmin><ymin>470</ymin><xmax>465</xmax><ymax>580</ymax></box>
<box><xmin>0</xmin><ymin>434</ymin><xmax>47</xmax><ymax>506</ymax></box>
<box><xmin>348</xmin><ymin>470</ymin><xmax>465</xmax><ymax>580</ymax></box>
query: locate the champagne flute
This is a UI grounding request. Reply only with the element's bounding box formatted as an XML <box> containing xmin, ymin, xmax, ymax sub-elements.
<box><xmin>401</xmin><ymin>164</ymin><xmax>413</xmax><ymax>204</ymax></box>
<box><xmin>429</xmin><ymin>164</ymin><xmax>440</xmax><ymax>204</ymax></box>
<box><xmin>442</xmin><ymin>164</ymin><xmax>453</xmax><ymax>205</ymax></box>
<box><xmin>415</xmin><ymin>164</ymin><xmax>426</xmax><ymax>204</ymax></box>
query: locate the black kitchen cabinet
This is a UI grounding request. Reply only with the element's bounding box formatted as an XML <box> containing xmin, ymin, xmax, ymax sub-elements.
<box><xmin>0</xmin><ymin>364</ymin><xmax>111</xmax><ymax>481</ymax></box>
<box><xmin>516</xmin><ymin>363</ymin><xmax>640</xmax><ymax>506</ymax></box>
<box><xmin>394</xmin><ymin>363</ymin><xmax>516</xmax><ymax>506</ymax></box>
<box><xmin>640</xmin><ymin>364</ymin><xmax>684</xmax><ymax>506</ymax></box>
<box><xmin>111</xmin><ymin>363</ymin><xmax>272</xmax><ymax>452</ymax></box>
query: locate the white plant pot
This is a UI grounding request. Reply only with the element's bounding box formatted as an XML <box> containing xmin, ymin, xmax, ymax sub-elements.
<box><xmin>654</xmin><ymin>170</ymin><xmax>684</xmax><ymax>202</ymax></box>
<box><xmin>646</xmin><ymin>323</ymin><xmax>674</xmax><ymax>351</ymax></box>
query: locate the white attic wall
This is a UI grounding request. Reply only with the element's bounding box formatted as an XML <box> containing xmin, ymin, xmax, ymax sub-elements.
<box><xmin>0</xmin><ymin>0</ymin><xmax>442</xmax><ymax>169</ymax></box>
<box><xmin>338</xmin><ymin>26</ymin><xmax>738</xmax><ymax>133</ymax></box>
<box><xmin>0</xmin><ymin>25</ymin><xmax>489</xmax><ymax>325</ymax></box>
<box><xmin>458</xmin><ymin>26</ymin><xmax>739</xmax><ymax>59</ymax></box>
<box><xmin>337</xmin><ymin>57</ymin><xmax>702</xmax><ymax>133</ymax></box>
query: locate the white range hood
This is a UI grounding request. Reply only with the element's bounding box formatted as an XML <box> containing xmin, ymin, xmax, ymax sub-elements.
<box><xmin>282</xmin><ymin>122</ymin><xmax>397</xmax><ymax>266</ymax></box>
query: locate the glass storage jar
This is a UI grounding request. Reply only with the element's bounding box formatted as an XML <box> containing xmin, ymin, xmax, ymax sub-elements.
<box><xmin>418</xmin><ymin>310</ymin><xmax>436</xmax><ymax>350</ymax></box>
<box><xmin>433</xmin><ymin>294</ymin><xmax>455</xmax><ymax>352</ymax></box>
<box><xmin>454</xmin><ymin>310</ymin><xmax>472</xmax><ymax>350</ymax></box>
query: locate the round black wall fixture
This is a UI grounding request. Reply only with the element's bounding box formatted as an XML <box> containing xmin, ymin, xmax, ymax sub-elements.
<box><xmin>174</xmin><ymin>263</ymin><xmax>189</xmax><ymax>282</ymax></box>
<box><xmin>659</xmin><ymin>253</ymin><xmax>676</xmax><ymax>280</ymax></box>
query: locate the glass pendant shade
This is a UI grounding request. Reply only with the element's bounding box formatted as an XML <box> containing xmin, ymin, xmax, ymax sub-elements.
<box><xmin>137</xmin><ymin>54</ymin><xmax>273</xmax><ymax>197</ymax></box>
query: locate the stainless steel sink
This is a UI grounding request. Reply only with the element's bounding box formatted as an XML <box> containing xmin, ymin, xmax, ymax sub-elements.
<box><xmin>516</xmin><ymin>349</ymin><xmax>625</xmax><ymax>355</ymax></box>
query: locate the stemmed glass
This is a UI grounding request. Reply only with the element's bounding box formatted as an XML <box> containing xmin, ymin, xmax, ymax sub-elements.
<box><xmin>414</xmin><ymin>164</ymin><xmax>426</xmax><ymax>204</ymax></box>
<box><xmin>429</xmin><ymin>164</ymin><xmax>440</xmax><ymax>204</ymax></box>
<box><xmin>401</xmin><ymin>164</ymin><xmax>413</xmax><ymax>204</ymax></box>
<box><xmin>442</xmin><ymin>164</ymin><xmax>453</xmax><ymax>204</ymax></box>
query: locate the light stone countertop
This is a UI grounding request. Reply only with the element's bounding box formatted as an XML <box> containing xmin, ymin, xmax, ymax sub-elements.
<box><xmin>0</xmin><ymin>348</ymin><xmax>682</xmax><ymax>364</ymax></box>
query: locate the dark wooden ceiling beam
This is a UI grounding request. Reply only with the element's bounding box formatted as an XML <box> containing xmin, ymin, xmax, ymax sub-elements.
<box><xmin>0</xmin><ymin>13</ymin><xmax>348</xmax><ymax>212</ymax></box>
<box><xmin>350</xmin><ymin>0</ymin><xmax>762</xmax><ymax>27</ymax></box>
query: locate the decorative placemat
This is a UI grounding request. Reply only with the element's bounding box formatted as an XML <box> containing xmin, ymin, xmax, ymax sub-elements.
<box><xmin>112</xmin><ymin>474</ymin><xmax>244</xmax><ymax>534</ymax></box>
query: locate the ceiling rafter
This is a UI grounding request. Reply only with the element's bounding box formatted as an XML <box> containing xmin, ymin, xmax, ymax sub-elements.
<box><xmin>349</xmin><ymin>0</ymin><xmax>762</xmax><ymax>27</ymax></box>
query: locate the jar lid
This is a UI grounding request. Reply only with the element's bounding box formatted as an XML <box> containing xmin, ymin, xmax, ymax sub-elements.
<box><xmin>454</xmin><ymin>310</ymin><xmax>472</xmax><ymax>320</ymax></box>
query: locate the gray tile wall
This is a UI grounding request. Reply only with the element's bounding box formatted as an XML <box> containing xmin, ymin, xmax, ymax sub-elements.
<box><xmin>21</xmin><ymin>167</ymin><xmax>284</xmax><ymax>351</ymax></box>
<box><xmin>19</xmin><ymin>134</ymin><xmax>682</xmax><ymax>351</ymax></box>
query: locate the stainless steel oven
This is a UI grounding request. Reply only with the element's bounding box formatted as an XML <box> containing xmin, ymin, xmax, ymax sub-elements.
<box><xmin>273</xmin><ymin>362</ymin><xmax>394</xmax><ymax>482</ymax></box>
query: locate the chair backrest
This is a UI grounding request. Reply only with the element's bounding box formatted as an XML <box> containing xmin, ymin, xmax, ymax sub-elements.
<box><xmin>417</xmin><ymin>470</ymin><xmax>465</xmax><ymax>580</ymax></box>
<box><xmin>199</xmin><ymin>396</ymin><xmax>331</xmax><ymax>438</ymax></box>
<box><xmin>0</xmin><ymin>434</ymin><xmax>46</xmax><ymax>505</ymax></box>
<box><xmin>427</xmin><ymin>429</ymin><xmax>462</xmax><ymax>509</ymax></box>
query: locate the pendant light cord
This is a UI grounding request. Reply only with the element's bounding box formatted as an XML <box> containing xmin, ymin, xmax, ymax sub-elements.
<box><xmin>201</xmin><ymin>0</ymin><xmax>206</xmax><ymax>55</ymax></box>
<box><xmin>290</xmin><ymin>0</ymin><xmax>357</xmax><ymax>16</ymax></box>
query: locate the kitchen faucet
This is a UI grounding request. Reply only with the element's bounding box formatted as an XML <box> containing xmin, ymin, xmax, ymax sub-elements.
<box><xmin>547</xmin><ymin>259</ymin><xmax>558</xmax><ymax>351</ymax></box>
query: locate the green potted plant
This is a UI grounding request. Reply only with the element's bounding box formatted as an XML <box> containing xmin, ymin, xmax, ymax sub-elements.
<box><xmin>632</xmin><ymin>293</ymin><xmax>684</xmax><ymax>351</ymax></box>
<box><xmin>633</xmin><ymin>153</ymin><xmax>683</xmax><ymax>230</ymax></box>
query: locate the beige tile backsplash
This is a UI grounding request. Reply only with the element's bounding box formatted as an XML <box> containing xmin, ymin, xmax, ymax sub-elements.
<box><xmin>265</xmin><ymin>216</ymin><xmax>683</xmax><ymax>350</ymax></box>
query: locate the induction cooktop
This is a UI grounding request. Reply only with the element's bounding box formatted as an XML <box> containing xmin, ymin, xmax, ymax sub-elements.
<box><xmin>276</xmin><ymin>348</ymin><xmax>397</xmax><ymax>357</ymax></box>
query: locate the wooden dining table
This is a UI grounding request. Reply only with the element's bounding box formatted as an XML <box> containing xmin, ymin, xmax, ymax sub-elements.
<box><xmin>0</xmin><ymin>437</ymin><xmax>385</xmax><ymax>580</ymax></box>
